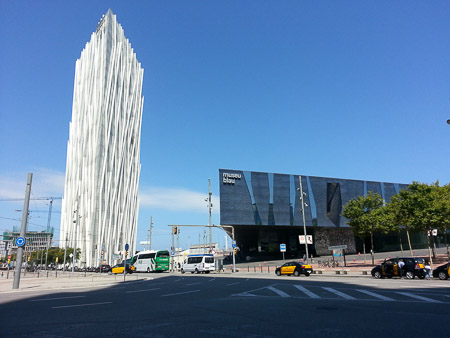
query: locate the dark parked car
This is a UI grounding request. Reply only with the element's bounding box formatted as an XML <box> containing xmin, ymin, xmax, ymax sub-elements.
<box><xmin>100</xmin><ymin>264</ymin><xmax>111</xmax><ymax>273</ymax></box>
<box><xmin>372</xmin><ymin>257</ymin><xmax>426</xmax><ymax>279</ymax></box>
<box><xmin>432</xmin><ymin>262</ymin><xmax>450</xmax><ymax>280</ymax></box>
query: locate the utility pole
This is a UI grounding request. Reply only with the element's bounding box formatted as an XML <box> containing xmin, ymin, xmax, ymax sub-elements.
<box><xmin>148</xmin><ymin>217</ymin><xmax>154</xmax><ymax>251</ymax></box>
<box><xmin>72</xmin><ymin>196</ymin><xmax>79</xmax><ymax>273</ymax></box>
<box><xmin>44</xmin><ymin>234</ymin><xmax>50</xmax><ymax>271</ymax></box>
<box><xmin>46</xmin><ymin>198</ymin><xmax>53</xmax><ymax>233</ymax></box>
<box><xmin>298</xmin><ymin>176</ymin><xmax>309</xmax><ymax>264</ymax></box>
<box><xmin>63</xmin><ymin>232</ymin><xmax>68</xmax><ymax>272</ymax></box>
<box><xmin>207</xmin><ymin>179</ymin><xmax>212</xmax><ymax>251</ymax></box>
<box><xmin>203</xmin><ymin>230</ymin><xmax>206</xmax><ymax>254</ymax></box>
<box><xmin>13</xmin><ymin>173</ymin><xmax>32</xmax><ymax>289</ymax></box>
<box><xmin>171</xmin><ymin>227</ymin><xmax>175</xmax><ymax>272</ymax></box>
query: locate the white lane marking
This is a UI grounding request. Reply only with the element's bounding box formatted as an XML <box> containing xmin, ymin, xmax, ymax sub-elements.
<box><xmin>294</xmin><ymin>285</ymin><xmax>320</xmax><ymax>299</ymax></box>
<box><xmin>267</xmin><ymin>286</ymin><xmax>290</xmax><ymax>298</ymax></box>
<box><xmin>396</xmin><ymin>292</ymin><xmax>442</xmax><ymax>303</ymax></box>
<box><xmin>126</xmin><ymin>288</ymin><xmax>160</xmax><ymax>293</ymax></box>
<box><xmin>357</xmin><ymin>289</ymin><xmax>394</xmax><ymax>301</ymax></box>
<box><xmin>232</xmin><ymin>284</ymin><xmax>276</xmax><ymax>297</ymax></box>
<box><xmin>52</xmin><ymin>302</ymin><xmax>112</xmax><ymax>309</ymax></box>
<box><xmin>145</xmin><ymin>282</ymin><xmax>165</xmax><ymax>286</ymax></box>
<box><xmin>322</xmin><ymin>287</ymin><xmax>356</xmax><ymax>300</ymax></box>
<box><xmin>186</xmin><ymin>282</ymin><xmax>200</xmax><ymax>286</ymax></box>
<box><xmin>161</xmin><ymin>290</ymin><xmax>200</xmax><ymax>297</ymax></box>
<box><xmin>30</xmin><ymin>296</ymin><xmax>86</xmax><ymax>302</ymax></box>
<box><xmin>208</xmin><ymin>279</ymin><xmax>215</xmax><ymax>282</ymax></box>
<box><xmin>235</xmin><ymin>292</ymin><xmax>257</xmax><ymax>297</ymax></box>
<box><xmin>226</xmin><ymin>282</ymin><xmax>240</xmax><ymax>286</ymax></box>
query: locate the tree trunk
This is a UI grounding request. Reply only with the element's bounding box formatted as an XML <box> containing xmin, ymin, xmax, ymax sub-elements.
<box><xmin>427</xmin><ymin>234</ymin><xmax>433</xmax><ymax>265</ymax></box>
<box><xmin>398</xmin><ymin>229</ymin><xmax>404</xmax><ymax>256</ymax></box>
<box><xmin>363</xmin><ymin>241</ymin><xmax>366</xmax><ymax>264</ymax></box>
<box><xmin>370</xmin><ymin>231</ymin><xmax>374</xmax><ymax>265</ymax></box>
<box><xmin>406</xmin><ymin>229</ymin><xmax>413</xmax><ymax>256</ymax></box>
<box><xmin>445</xmin><ymin>228</ymin><xmax>449</xmax><ymax>258</ymax></box>
<box><xmin>432</xmin><ymin>235</ymin><xmax>437</xmax><ymax>259</ymax></box>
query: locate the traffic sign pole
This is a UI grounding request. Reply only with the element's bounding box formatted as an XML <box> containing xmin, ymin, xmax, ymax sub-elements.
<box><xmin>13</xmin><ymin>173</ymin><xmax>33</xmax><ymax>290</ymax></box>
<box><xmin>280</xmin><ymin>244</ymin><xmax>286</xmax><ymax>261</ymax></box>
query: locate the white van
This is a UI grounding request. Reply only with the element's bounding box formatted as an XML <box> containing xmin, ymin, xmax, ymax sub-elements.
<box><xmin>181</xmin><ymin>254</ymin><xmax>215</xmax><ymax>274</ymax></box>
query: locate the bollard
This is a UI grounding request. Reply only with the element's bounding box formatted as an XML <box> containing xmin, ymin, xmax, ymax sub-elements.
<box><xmin>248</xmin><ymin>266</ymin><xmax>249</xmax><ymax>272</ymax></box>
<box><xmin>268</xmin><ymin>266</ymin><xmax>269</xmax><ymax>273</ymax></box>
<box><xmin>254</xmin><ymin>266</ymin><xmax>256</xmax><ymax>273</ymax></box>
<box><xmin>260</xmin><ymin>266</ymin><xmax>262</xmax><ymax>273</ymax></box>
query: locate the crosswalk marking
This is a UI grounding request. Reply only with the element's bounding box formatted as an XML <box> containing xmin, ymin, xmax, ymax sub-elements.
<box><xmin>226</xmin><ymin>282</ymin><xmax>240</xmax><ymax>286</ymax></box>
<box><xmin>356</xmin><ymin>289</ymin><xmax>394</xmax><ymax>301</ymax></box>
<box><xmin>322</xmin><ymin>287</ymin><xmax>356</xmax><ymax>300</ymax></box>
<box><xmin>294</xmin><ymin>285</ymin><xmax>320</xmax><ymax>299</ymax></box>
<box><xmin>232</xmin><ymin>284</ymin><xmax>448</xmax><ymax>304</ymax></box>
<box><xmin>267</xmin><ymin>286</ymin><xmax>290</xmax><ymax>298</ymax></box>
<box><xmin>396</xmin><ymin>292</ymin><xmax>441</xmax><ymax>303</ymax></box>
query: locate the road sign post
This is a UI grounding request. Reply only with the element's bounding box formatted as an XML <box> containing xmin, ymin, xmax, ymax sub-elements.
<box><xmin>124</xmin><ymin>244</ymin><xmax>129</xmax><ymax>281</ymax></box>
<box><xmin>280</xmin><ymin>244</ymin><xmax>286</xmax><ymax>261</ymax></box>
<box><xmin>13</xmin><ymin>173</ymin><xmax>32</xmax><ymax>290</ymax></box>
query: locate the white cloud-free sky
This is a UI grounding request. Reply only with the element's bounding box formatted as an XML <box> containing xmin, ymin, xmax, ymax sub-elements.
<box><xmin>1</xmin><ymin>1</ymin><xmax>449</xmax><ymax>251</ymax></box>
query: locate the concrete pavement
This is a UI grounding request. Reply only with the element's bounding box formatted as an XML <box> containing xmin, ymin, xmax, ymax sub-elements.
<box><xmin>1</xmin><ymin>247</ymin><xmax>448</xmax><ymax>292</ymax></box>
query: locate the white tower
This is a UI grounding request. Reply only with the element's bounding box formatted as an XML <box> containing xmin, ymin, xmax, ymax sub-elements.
<box><xmin>60</xmin><ymin>10</ymin><xmax>143</xmax><ymax>267</ymax></box>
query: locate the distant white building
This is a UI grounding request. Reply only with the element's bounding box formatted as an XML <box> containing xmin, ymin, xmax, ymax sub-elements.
<box><xmin>60</xmin><ymin>10</ymin><xmax>144</xmax><ymax>267</ymax></box>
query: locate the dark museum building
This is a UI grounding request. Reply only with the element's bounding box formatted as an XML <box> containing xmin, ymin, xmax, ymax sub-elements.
<box><xmin>219</xmin><ymin>169</ymin><xmax>425</xmax><ymax>260</ymax></box>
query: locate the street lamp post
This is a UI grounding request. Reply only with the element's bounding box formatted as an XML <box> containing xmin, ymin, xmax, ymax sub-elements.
<box><xmin>205</xmin><ymin>179</ymin><xmax>213</xmax><ymax>252</ymax></box>
<box><xmin>206</xmin><ymin>225</ymin><xmax>235</xmax><ymax>273</ymax></box>
<box><xmin>148</xmin><ymin>217</ymin><xmax>154</xmax><ymax>251</ymax></box>
<box><xmin>72</xmin><ymin>197</ymin><xmax>80</xmax><ymax>273</ymax></box>
<box><xmin>298</xmin><ymin>176</ymin><xmax>309</xmax><ymax>264</ymax></box>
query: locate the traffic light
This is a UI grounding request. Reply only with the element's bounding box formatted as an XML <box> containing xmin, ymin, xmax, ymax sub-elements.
<box><xmin>125</xmin><ymin>250</ymin><xmax>128</xmax><ymax>258</ymax></box>
<box><xmin>173</xmin><ymin>227</ymin><xmax>178</xmax><ymax>235</ymax></box>
<box><xmin>234</xmin><ymin>248</ymin><xmax>237</xmax><ymax>255</ymax></box>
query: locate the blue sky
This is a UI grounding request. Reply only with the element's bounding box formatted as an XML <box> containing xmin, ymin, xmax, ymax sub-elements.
<box><xmin>1</xmin><ymin>1</ymin><xmax>449</xmax><ymax>252</ymax></box>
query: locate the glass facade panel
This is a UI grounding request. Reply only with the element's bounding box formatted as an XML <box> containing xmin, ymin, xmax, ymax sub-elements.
<box><xmin>220</xmin><ymin>170</ymin><xmax>407</xmax><ymax>229</ymax></box>
<box><xmin>219</xmin><ymin>169</ymin><xmax>415</xmax><ymax>258</ymax></box>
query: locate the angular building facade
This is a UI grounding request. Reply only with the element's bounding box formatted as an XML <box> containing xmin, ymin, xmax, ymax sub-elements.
<box><xmin>220</xmin><ymin>169</ymin><xmax>411</xmax><ymax>258</ymax></box>
<box><xmin>60</xmin><ymin>10</ymin><xmax>143</xmax><ymax>267</ymax></box>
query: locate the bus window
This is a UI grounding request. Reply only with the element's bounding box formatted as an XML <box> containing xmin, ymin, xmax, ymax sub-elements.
<box><xmin>140</xmin><ymin>253</ymin><xmax>155</xmax><ymax>259</ymax></box>
<box><xmin>157</xmin><ymin>251</ymin><xmax>170</xmax><ymax>258</ymax></box>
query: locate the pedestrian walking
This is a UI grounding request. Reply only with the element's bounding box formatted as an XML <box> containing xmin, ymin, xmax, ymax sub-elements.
<box><xmin>425</xmin><ymin>261</ymin><xmax>432</xmax><ymax>280</ymax></box>
<box><xmin>398</xmin><ymin>259</ymin><xmax>405</xmax><ymax>279</ymax></box>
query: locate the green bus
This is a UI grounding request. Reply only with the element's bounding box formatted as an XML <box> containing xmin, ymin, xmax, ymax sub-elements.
<box><xmin>131</xmin><ymin>250</ymin><xmax>170</xmax><ymax>272</ymax></box>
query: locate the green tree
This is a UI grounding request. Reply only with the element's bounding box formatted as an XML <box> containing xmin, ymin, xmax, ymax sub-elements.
<box><xmin>388</xmin><ymin>181</ymin><xmax>449</xmax><ymax>260</ymax></box>
<box><xmin>342</xmin><ymin>191</ymin><xmax>388</xmax><ymax>265</ymax></box>
<box><xmin>431</xmin><ymin>183</ymin><xmax>450</xmax><ymax>257</ymax></box>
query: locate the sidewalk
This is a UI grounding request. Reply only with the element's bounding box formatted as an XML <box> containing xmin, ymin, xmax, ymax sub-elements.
<box><xmin>1</xmin><ymin>248</ymin><xmax>448</xmax><ymax>292</ymax></box>
<box><xmin>228</xmin><ymin>247</ymin><xmax>450</xmax><ymax>277</ymax></box>
<box><xmin>0</xmin><ymin>271</ymin><xmax>150</xmax><ymax>293</ymax></box>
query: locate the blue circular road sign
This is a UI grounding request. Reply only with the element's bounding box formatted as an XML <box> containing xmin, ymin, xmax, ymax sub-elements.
<box><xmin>125</xmin><ymin>243</ymin><xmax>129</xmax><ymax>251</ymax></box>
<box><xmin>16</xmin><ymin>237</ymin><xmax>26</xmax><ymax>247</ymax></box>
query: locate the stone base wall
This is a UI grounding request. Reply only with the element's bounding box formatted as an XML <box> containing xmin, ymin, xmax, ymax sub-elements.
<box><xmin>314</xmin><ymin>227</ymin><xmax>356</xmax><ymax>256</ymax></box>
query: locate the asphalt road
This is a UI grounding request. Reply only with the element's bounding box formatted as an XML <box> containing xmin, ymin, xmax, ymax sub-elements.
<box><xmin>1</xmin><ymin>274</ymin><xmax>449</xmax><ymax>337</ymax></box>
